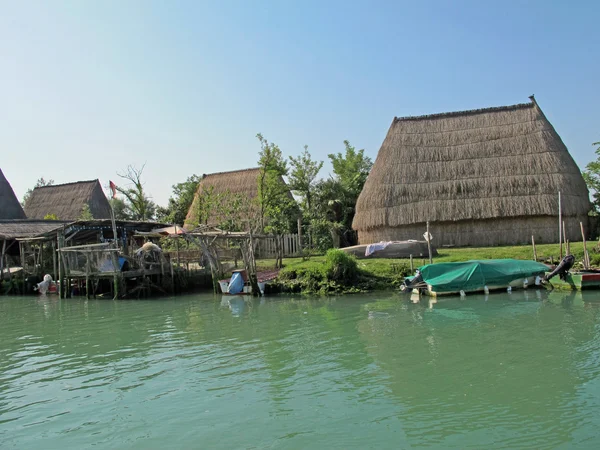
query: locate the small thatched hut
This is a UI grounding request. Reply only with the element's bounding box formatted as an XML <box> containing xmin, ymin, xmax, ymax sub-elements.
<box><xmin>353</xmin><ymin>97</ymin><xmax>591</xmax><ymax>247</ymax></box>
<box><xmin>24</xmin><ymin>179</ymin><xmax>112</xmax><ymax>220</ymax></box>
<box><xmin>0</xmin><ymin>169</ymin><xmax>26</xmax><ymax>219</ymax></box>
<box><xmin>184</xmin><ymin>168</ymin><xmax>295</xmax><ymax>229</ymax></box>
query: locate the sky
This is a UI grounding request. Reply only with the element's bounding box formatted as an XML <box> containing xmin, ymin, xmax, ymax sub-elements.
<box><xmin>1</xmin><ymin>0</ymin><xmax>599</xmax><ymax>207</ymax></box>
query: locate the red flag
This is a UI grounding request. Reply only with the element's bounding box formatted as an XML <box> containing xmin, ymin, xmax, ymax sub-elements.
<box><xmin>109</xmin><ymin>180</ymin><xmax>117</xmax><ymax>199</ymax></box>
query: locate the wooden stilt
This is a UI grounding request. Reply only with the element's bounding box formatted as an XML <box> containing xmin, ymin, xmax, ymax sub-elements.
<box><xmin>531</xmin><ymin>235</ymin><xmax>537</xmax><ymax>261</ymax></box>
<box><xmin>581</xmin><ymin>222</ymin><xmax>590</xmax><ymax>269</ymax></box>
<box><xmin>558</xmin><ymin>192</ymin><xmax>563</xmax><ymax>260</ymax></box>
<box><xmin>426</xmin><ymin>221</ymin><xmax>433</xmax><ymax>265</ymax></box>
<box><xmin>52</xmin><ymin>240</ymin><xmax>57</xmax><ymax>281</ymax></box>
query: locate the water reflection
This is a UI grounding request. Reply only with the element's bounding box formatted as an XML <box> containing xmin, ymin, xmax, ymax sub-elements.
<box><xmin>359</xmin><ymin>290</ymin><xmax>600</xmax><ymax>448</ymax></box>
<box><xmin>1</xmin><ymin>292</ymin><xmax>600</xmax><ymax>449</ymax></box>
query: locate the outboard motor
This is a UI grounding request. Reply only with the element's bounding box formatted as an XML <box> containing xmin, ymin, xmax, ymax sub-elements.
<box><xmin>543</xmin><ymin>254</ymin><xmax>575</xmax><ymax>283</ymax></box>
<box><xmin>401</xmin><ymin>270</ymin><xmax>424</xmax><ymax>291</ymax></box>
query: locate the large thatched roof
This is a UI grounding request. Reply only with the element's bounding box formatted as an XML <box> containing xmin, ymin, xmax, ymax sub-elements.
<box><xmin>24</xmin><ymin>179</ymin><xmax>112</xmax><ymax>220</ymax></box>
<box><xmin>0</xmin><ymin>168</ymin><xmax>26</xmax><ymax>219</ymax></box>
<box><xmin>353</xmin><ymin>97</ymin><xmax>591</xmax><ymax>236</ymax></box>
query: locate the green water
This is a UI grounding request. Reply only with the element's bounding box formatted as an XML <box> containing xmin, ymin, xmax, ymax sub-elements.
<box><xmin>1</xmin><ymin>290</ymin><xmax>600</xmax><ymax>449</ymax></box>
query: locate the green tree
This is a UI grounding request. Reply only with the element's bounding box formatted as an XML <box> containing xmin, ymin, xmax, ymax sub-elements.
<box><xmin>288</xmin><ymin>145</ymin><xmax>323</xmax><ymax>214</ymax></box>
<box><xmin>43</xmin><ymin>213</ymin><xmax>59</xmax><ymax>220</ymax></box>
<box><xmin>583</xmin><ymin>141</ymin><xmax>600</xmax><ymax>214</ymax></box>
<box><xmin>257</xmin><ymin>133</ymin><xmax>297</xmax><ymax>267</ymax></box>
<box><xmin>188</xmin><ymin>185</ymin><xmax>217</xmax><ymax>228</ymax></box>
<box><xmin>288</xmin><ymin>146</ymin><xmax>324</xmax><ymax>250</ymax></box>
<box><xmin>156</xmin><ymin>174</ymin><xmax>201</xmax><ymax>225</ymax></box>
<box><xmin>78</xmin><ymin>204</ymin><xmax>94</xmax><ymax>220</ymax></box>
<box><xmin>115</xmin><ymin>164</ymin><xmax>156</xmax><ymax>221</ymax></box>
<box><xmin>109</xmin><ymin>197</ymin><xmax>129</xmax><ymax>220</ymax></box>
<box><xmin>22</xmin><ymin>177</ymin><xmax>54</xmax><ymax>207</ymax></box>
<box><xmin>328</xmin><ymin>140</ymin><xmax>373</xmax><ymax>203</ymax></box>
<box><xmin>320</xmin><ymin>140</ymin><xmax>373</xmax><ymax>247</ymax></box>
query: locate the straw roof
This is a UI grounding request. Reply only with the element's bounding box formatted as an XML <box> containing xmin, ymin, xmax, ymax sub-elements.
<box><xmin>24</xmin><ymin>179</ymin><xmax>112</xmax><ymax>220</ymax></box>
<box><xmin>0</xmin><ymin>219</ymin><xmax>69</xmax><ymax>240</ymax></box>
<box><xmin>184</xmin><ymin>168</ymin><xmax>294</xmax><ymax>227</ymax></box>
<box><xmin>0</xmin><ymin>168</ymin><xmax>26</xmax><ymax>220</ymax></box>
<box><xmin>353</xmin><ymin>97</ymin><xmax>591</xmax><ymax>245</ymax></box>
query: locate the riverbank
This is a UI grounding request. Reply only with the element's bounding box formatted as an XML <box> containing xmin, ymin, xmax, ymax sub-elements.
<box><xmin>259</xmin><ymin>241</ymin><xmax>598</xmax><ymax>294</ymax></box>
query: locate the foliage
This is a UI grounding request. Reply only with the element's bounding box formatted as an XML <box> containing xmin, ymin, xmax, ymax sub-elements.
<box><xmin>328</xmin><ymin>140</ymin><xmax>373</xmax><ymax>201</ymax></box>
<box><xmin>109</xmin><ymin>197</ymin><xmax>129</xmax><ymax>220</ymax></box>
<box><xmin>256</xmin><ymin>134</ymin><xmax>299</xmax><ymax>268</ymax></box>
<box><xmin>22</xmin><ymin>177</ymin><xmax>54</xmax><ymax>207</ymax></box>
<box><xmin>324</xmin><ymin>249</ymin><xmax>357</xmax><ymax>283</ymax></box>
<box><xmin>582</xmin><ymin>141</ymin><xmax>600</xmax><ymax>214</ymax></box>
<box><xmin>78</xmin><ymin>204</ymin><xmax>94</xmax><ymax>220</ymax></box>
<box><xmin>302</xmin><ymin>140</ymin><xmax>373</xmax><ymax>248</ymax></box>
<box><xmin>288</xmin><ymin>145</ymin><xmax>323</xmax><ymax>214</ymax></box>
<box><xmin>156</xmin><ymin>174</ymin><xmax>200</xmax><ymax>225</ymax></box>
<box><xmin>115</xmin><ymin>164</ymin><xmax>156</xmax><ymax>221</ymax></box>
<box><xmin>43</xmin><ymin>213</ymin><xmax>59</xmax><ymax>220</ymax></box>
<box><xmin>187</xmin><ymin>185</ymin><xmax>251</xmax><ymax>232</ymax></box>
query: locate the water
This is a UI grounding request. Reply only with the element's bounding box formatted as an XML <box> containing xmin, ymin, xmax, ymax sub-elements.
<box><xmin>1</xmin><ymin>290</ymin><xmax>600</xmax><ymax>449</ymax></box>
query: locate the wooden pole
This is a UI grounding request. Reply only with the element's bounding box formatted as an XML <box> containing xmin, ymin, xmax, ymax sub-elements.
<box><xmin>581</xmin><ymin>222</ymin><xmax>590</xmax><ymax>269</ymax></box>
<box><xmin>426</xmin><ymin>221</ymin><xmax>433</xmax><ymax>264</ymax></box>
<box><xmin>57</xmin><ymin>233</ymin><xmax>63</xmax><ymax>299</ymax></box>
<box><xmin>52</xmin><ymin>240</ymin><xmax>57</xmax><ymax>281</ymax></box>
<box><xmin>85</xmin><ymin>250</ymin><xmax>91</xmax><ymax>299</ymax></box>
<box><xmin>297</xmin><ymin>217</ymin><xmax>303</xmax><ymax>255</ymax></box>
<box><xmin>562</xmin><ymin>220</ymin><xmax>567</xmax><ymax>253</ymax></box>
<box><xmin>0</xmin><ymin>240</ymin><xmax>5</xmax><ymax>281</ymax></box>
<box><xmin>531</xmin><ymin>235</ymin><xmax>537</xmax><ymax>261</ymax></box>
<box><xmin>175</xmin><ymin>226</ymin><xmax>181</xmax><ymax>268</ymax></box>
<box><xmin>558</xmin><ymin>191</ymin><xmax>563</xmax><ymax>260</ymax></box>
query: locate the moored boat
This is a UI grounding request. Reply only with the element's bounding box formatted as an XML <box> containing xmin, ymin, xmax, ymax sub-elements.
<box><xmin>402</xmin><ymin>259</ymin><xmax>549</xmax><ymax>297</ymax></box>
<box><xmin>543</xmin><ymin>271</ymin><xmax>600</xmax><ymax>290</ymax></box>
<box><xmin>219</xmin><ymin>269</ymin><xmax>279</xmax><ymax>295</ymax></box>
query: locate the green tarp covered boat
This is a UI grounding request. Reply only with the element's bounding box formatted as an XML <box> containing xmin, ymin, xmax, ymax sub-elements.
<box><xmin>403</xmin><ymin>259</ymin><xmax>550</xmax><ymax>296</ymax></box>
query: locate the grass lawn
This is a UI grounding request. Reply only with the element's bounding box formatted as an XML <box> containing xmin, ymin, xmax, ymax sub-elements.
<box><xmin>257</xmin><ymin>241</ymin><xmax>599</xmax><ymax>283</ymax></box>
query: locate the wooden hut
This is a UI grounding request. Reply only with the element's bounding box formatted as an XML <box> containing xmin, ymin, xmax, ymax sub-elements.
<box><xmin>24</xmin><ymin>179</ymin><xmax>112</xmax><ymax>220</ymax></box>
<box><xmin>0</xmin><ymin>168</ymin><xmax>26</xmax><ymax>219</ymax></box>
<box><xmin>353</xmin><ymin>97</ymin><xmax>591</xmax><ymax>247</ymax></box>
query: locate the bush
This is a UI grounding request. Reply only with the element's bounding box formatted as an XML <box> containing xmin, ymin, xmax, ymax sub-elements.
<box><xmin>324</xmin><ymin>249</ymin><xmax>357</xmax><ymax>283</ymax></box>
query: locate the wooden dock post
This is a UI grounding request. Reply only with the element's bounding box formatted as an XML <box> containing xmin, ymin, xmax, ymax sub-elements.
<box><xmin>426</xmin><ymin>221</ymin><xmax>433</xmax><ymax>265</ymax></box>
<box><xmin>581</xmin><ymin>222</ymin><xmax>590</xmax><ymax>269</ymax></box>
<box><xmin>85</xmin><ymin>250</ymin><xmax>91</xmax><ymax>299</ymax></box>
<box><xmin>558</xmin><ymin>191</ymin><xmax>563</xmax><ymax>260</ymax></box>
<box><xmin>531</xmin><ymin>235</ymin><xmax>537</xmax><ymax>261</ymax></box>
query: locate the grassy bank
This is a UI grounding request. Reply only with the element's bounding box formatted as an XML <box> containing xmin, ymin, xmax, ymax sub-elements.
<box><xmin>258</xmin><ymin>241</ymin><xmax>599</xmax><ymax>295</ymax></box>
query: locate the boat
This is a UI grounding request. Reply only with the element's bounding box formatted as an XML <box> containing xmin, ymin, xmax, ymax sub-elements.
<box><xmin>218</xmin><ymin>269</ymin><xmax>279</xmax><ymax>295</ymax></box>
<box><xmin>341</xmin><ymin>240</ymin><xmax>438</xmax><ymax>259</ymax></box>
<box><xmin>402</xmin><ymin>259</ymin><xmax>549</xmax><ymax>297</ymax></box>
<box><xmin>541</xmin><ymin>255</ymin><xmax>600</xmax><ymax>290</ymax></box>
<box><xmin>543</xmin><ymin>270</ymin><xmax>600</xmax><ymax>290</ymax></box>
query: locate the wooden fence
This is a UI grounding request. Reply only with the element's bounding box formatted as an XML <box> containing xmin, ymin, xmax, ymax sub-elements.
<box><xmin>256</xmin><ymin>234</ymin><xmax>301</xmax><ymax>259</ymax></box>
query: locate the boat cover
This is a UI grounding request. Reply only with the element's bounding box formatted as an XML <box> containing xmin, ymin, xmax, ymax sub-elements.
<box><xmin>418</xmin><ymin>259</ymin><xmax>549</xmax><ymax>293</ymax></box>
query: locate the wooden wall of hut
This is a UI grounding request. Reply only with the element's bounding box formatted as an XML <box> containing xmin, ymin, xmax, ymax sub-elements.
<box><xmin>357</xmin><ymin>215</ymin><xmax>591</xmax><ymax>247</ymax></box>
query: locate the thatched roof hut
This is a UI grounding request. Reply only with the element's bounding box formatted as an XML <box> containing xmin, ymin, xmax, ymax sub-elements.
<box><xmin>353</xmin><ymin>97</ymin><xmax>591</xmax><ymax>247</ymax></box>
<box><xmin>0</xmin><ymin>168</ymin><xmax>26</xmax><ymax>219</ymax></box>
<box><xmin>184</xmin><ymin>168</ymin><xmax>295</xmax><ymax>229</ymax></box>
<box><xmin>24</xmin><ymin>179</ymin><xmax>112</xmax><ymax>220</ymax></box>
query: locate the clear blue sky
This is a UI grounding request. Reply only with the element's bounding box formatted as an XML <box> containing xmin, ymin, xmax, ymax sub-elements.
<box><xmin>1</xmin><ymin>0</ymin><xmax>598</xmax><ymax>206</ymax></box>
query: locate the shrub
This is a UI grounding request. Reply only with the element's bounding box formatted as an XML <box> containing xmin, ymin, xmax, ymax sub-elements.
<box><xmin>324</xmin><ymin>249</ymin><xmax>357</xmax><ymax>283</ymax></box>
